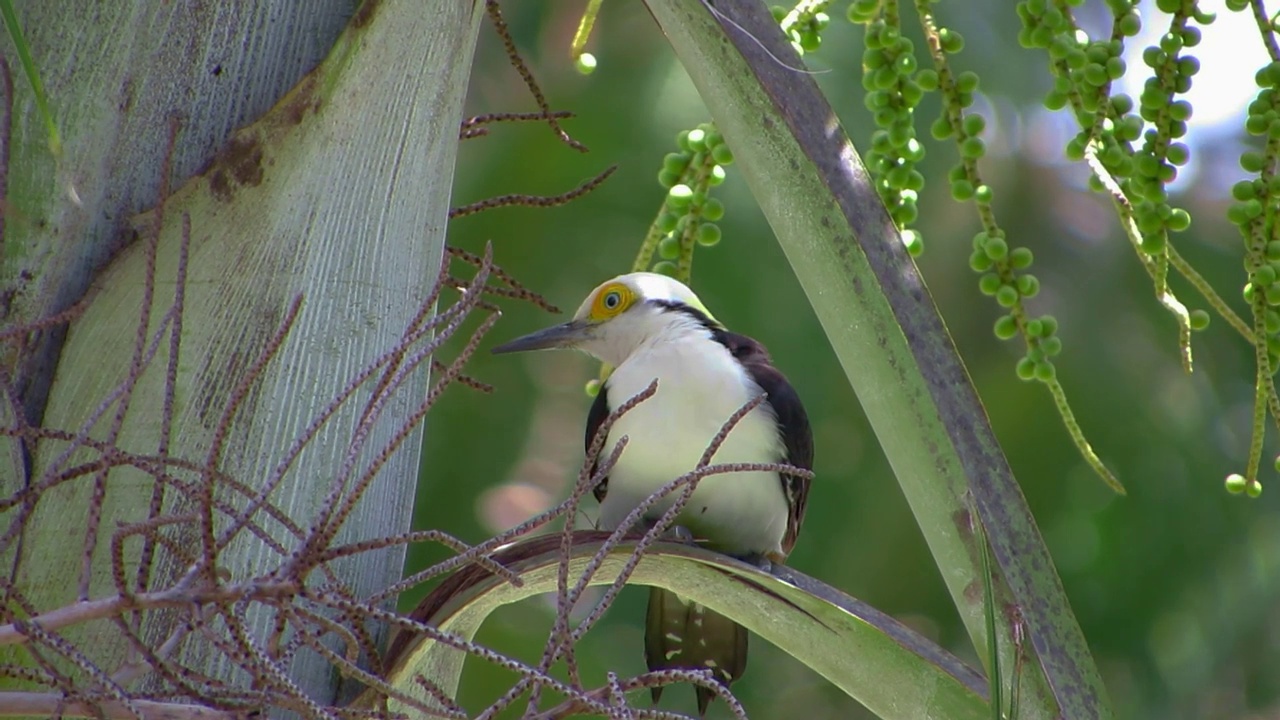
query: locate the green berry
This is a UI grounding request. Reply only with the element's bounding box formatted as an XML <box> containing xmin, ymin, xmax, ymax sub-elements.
<box><xmin>1247</xmin><ymin>480</ymin><xmax>1263</xmax><ymax>498</ymax></box>
<box><xmin>663</xmin><ymin>152</ymin><xmax>691</xmax><ymax>174</ymax></box>
<box><xmin>901</xmin><ymin>81</ymin><xmax>925</xmax><ymax>107</ymax></box>
<box><xmin>903</xmin><ymin>229</ymin><xmax>924</xmax><ymax>256</ymax></box>
<box><xmin>1189</xmin><ymin>309</ymin><xmax>1210</xmax><ymax>331</ymax></box>
<box><xmin>575</xmin><ymin>53</ymin><xmax>598</xmax><ymax>75</ymax></box>
<box><xmin>1140</xmin><ymin>230</ymin><xmax>1166</xmax><ymax>254</ymax></box>
<box><xmin>940</xmin><ymin>28</ymin><xmax>965</xmax><ymax>53</ymax></box>
<box><xmin>1010</xmin><ymin>247</ymin><xmax>1034</xmax><ymax>269</ymax></box>
<box><xmin>687</xmin><ymin>128</ymin><xmax>708</xmax><ymax>152</ymax></box>
<box><xmin>1118</xmin><ymin>12</ymin><xmax>1141</xmax><ymax>36</ymax></box>
<box><xmin>702</xmin><ymin>197</ymin><xmax>725</xmax><ymax>222</ymax></box>
<box><xmin>893</xmin><ymin>199</ymin><xmax>919</xmax><ymax>225</ymax></box>
<box><xmin>956</xmin><ymin>71</ymin><xmax>980</xmax><ymax>93</ymax></box>
<box><xmin>711</xmin><ymin>144</ymin><xmax>735</xmax><ymax>166</ymax></box>
<box><xmin>969</xmin><ymin>250</ymin><xmax>994</xmax><ymax>272</ymax></box>
<box><xmin>1016</xmin><ymin>274</ymin><xmax>1040</xmax><ymax>297</ymax></box>
<box><xmin>1084</xmin><ymin>63</ymin><xmax>1109</xmax><ymax>87</ymax></box>
<box><xmin>653</xmin><ymin>261</ymin><xmax>679</xmax><ymax>278</ymax></box>
<box><xmin>994</xmin><ymin>314</ymin><xmax>1019</xmax><ymax>339</ymax></box>
<box><xmin>1034</xmin><ymin>360</ymin><xmax>1056</xmax><ymax>381</ymax></box>
<box><xmin>996</xmin><ymin>285</ymin><xmax>1019</xmax><ymax>308</ymax></box>
<box><xmin>979</xmin><ymin>273</ymin><xmax>1002</xmax><ymax>295</ymax></box>
<box><xmin>1225</xmin><ymin>473</ymin><xmax>1247</xmax><ymax>494</ymax></box>
<box><xmin>984</xmin><ymin>235</ymin><xmax>1009</xmax><ymax>260</ymax></box>
<box><xmin>667</xmin><ymin>184</ymin><xmax>694</xmax><ymax>208</ymax></box>
<box><xmin>1016</xmin><ymin>357</ymin><xmax>1037</xmax><ymax>381</ymax></box>
<box><xmin>656</xmin><ymin>212</ymin><xmax>679</xmax><ymax>233</ymax></box>
<box><xmin>658</xmin><ymin>235</ymin><xmax>680</xmax><ymax>260</ymax></box>
<box><xmin>696</xmin><ymin>222</ymin><xmax>722</xmax><ymax>247</ymax></box>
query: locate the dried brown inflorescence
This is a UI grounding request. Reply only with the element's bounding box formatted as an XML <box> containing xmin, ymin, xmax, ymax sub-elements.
<box><xmin>0</xmin><ymin>214</ymin><xmax>560</xmax><ymax>719</ymax></box>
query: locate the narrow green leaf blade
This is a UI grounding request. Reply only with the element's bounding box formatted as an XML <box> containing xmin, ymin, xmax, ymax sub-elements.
<box><xmin>378</xmin><ymin>533</ymin><xmax>989</xmax><ymax>720</ymax></box>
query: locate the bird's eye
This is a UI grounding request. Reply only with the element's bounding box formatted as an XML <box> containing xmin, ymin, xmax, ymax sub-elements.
<box><xmin>591</xmin><ymin>283</ymin><xmax>631</xmax><ymax>318</ymax></box>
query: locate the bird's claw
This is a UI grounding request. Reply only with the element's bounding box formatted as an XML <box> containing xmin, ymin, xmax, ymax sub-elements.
<box><xmin>738</xmin><ymin>551</ymin><xmax>783</xmax><ymax>573</ymax></box>
<box><xmin>662</xmin><ymin>524</ymin><xmax>697</xmax><ymax>544</ymax></box>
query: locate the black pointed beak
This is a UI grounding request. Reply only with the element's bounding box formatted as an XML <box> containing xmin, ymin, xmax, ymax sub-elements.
<box><xmin>491</xmin><ymin>319</ymin><xmax>594</xmax><ymax>354</ymax></box>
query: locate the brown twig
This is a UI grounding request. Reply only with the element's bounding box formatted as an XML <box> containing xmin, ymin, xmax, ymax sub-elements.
<box><xmin>446</xmin><ymin>245</ymin><xmax>560</xmax><ymax>313</ymax></box>
<box><xmin>459</xmin><ymin>111</ymin><xmax>577</xmax><ymax>142</ymax></box>
<box><xmin>484</xmin><ymin>0</ymin><xmax>587</xmax><ymax>152</ymax></box>
<box><xmin>134</xmin><ymin>210</ymin><xmax>191</xmax><ymax>609</ymax></box>
<box><xmin>79</xmin><ymin>115</ymin><xmax>182</xmax><ymax>602</ymax></box>
<box><xmin>449</xmin><ymin>165</ymin><xmax>617</xmax><ymax>219</ymax></box>
<box><xmin>199</xmin><ymin>294</ymin><xmax>304</xmax><ymax>581</ymax></box>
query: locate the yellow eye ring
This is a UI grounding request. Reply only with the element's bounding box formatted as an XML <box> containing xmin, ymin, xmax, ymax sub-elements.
<box><xmin>591</xmin><ymin>283</ymin><xmax>633</xmax><ymax>319</ymax></box>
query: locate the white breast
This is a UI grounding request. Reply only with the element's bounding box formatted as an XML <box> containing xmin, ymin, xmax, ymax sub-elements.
<box><xmin>596</xmin><ymin>330</ymin><xmax>789</xmax><ymax>556</ymax></box>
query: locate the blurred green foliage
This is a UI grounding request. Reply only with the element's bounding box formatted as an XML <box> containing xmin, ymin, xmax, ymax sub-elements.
<box><xmin>410</xmin><ymin>2</ymin><xmax>1280</xmax><ymax>718</ymax></box>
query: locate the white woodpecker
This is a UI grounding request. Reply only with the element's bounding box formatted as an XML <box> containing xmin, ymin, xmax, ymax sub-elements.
<box><xmin>492</xmin><ymin>272</ymin><xmax>813</xmax><ymax>715</ymax></box>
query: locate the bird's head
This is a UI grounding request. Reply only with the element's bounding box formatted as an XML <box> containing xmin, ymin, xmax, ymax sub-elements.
<box><xmin>491</xmin><ymin>272</ymin><xmax>722</xmax><ymax>366</ymax></box>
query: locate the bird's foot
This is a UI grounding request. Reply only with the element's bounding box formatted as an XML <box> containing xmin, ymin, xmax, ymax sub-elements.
<box><xmin>662</xmin><ymin>524</ymin><xmax>697</xmax><ymax>544</ymax></box>
<box><xmin>640</xmin><ymin>519</ymin><xmax>698</xmax><ymax>545</ymax></box>
<box><xmin>738</xmin><ymin>551</ymin><xmax>785</xmax><ymax>573</ymax></box>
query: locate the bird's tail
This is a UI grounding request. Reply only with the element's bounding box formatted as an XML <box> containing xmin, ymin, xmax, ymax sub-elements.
<box><xmin>644</xmin><ymin>586</ymin><xmax>747</xmax><ymax>715</ymax></box>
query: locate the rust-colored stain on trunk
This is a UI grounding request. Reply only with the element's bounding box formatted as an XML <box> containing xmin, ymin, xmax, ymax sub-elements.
<box><xmin>283</xmin><ymin>73</ymin><xmax>320</xmax><ymax>126</ymax></box>
<box><xmin>350</xmin><ymin>0</ymin><xmax>382</xmax><ymax>29</ymax></box>
<box><xmin>207</xmin><ymin>134</ymin><xmax>265</xmax><ymax>203</ymax></box>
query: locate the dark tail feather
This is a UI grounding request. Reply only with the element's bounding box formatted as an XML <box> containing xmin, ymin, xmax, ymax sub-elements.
<box><xmin>644</xmin><ymin>586</ymin><xmax>748</xmax><ymax>715</ymax></box>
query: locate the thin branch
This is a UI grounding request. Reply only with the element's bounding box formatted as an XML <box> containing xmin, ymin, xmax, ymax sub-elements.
<box><xmin>449</xmin><ymin>165</ymin><xmax>617</xmax><ymax>219</ymax></box>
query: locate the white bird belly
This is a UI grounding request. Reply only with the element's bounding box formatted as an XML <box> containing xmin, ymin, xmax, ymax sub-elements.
<box><xmin>595</xmin><ymin>339</ymin><xmax>788</xmax><ymax>556</ymax></box>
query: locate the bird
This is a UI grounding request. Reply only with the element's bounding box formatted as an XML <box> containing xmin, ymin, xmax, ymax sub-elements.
<box><xmin>491</xmin><ymin>272</ymin><xmax>813</xmax><ymax>715</ymax></box>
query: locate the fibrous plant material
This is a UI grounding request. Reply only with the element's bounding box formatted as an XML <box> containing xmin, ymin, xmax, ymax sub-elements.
<box><xmin>0</xmin><ymin>233</ymin><xmax>562</xmax><ymax>719</ymax></box>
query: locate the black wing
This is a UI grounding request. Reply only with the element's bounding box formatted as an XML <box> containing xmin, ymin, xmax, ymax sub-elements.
<box><xmin>714</xmin><ymin>330</ymin><xmax>813</xmax><ymax>556</ymax></box>
<box><xmin>584</xmin><ymin>384</ymin><xmax>611</xmax><ymax>503</ymax></box>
